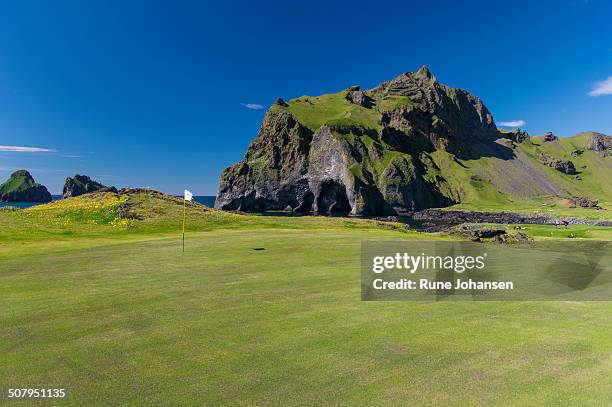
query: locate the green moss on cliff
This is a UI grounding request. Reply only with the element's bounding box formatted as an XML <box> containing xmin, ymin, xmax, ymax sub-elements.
<box><xmin>376</xmin><ymin>95</ymin><xmax>418</xmax><ymax>112</ymax></box>
<box><xmin>283</xmin><ymin>90</ymin><xmax>381</xmax><ymax>133</ymax></box>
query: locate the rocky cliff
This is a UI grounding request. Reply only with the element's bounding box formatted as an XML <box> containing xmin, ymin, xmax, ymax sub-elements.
<box><xmin>216</xmin><ymin>66</ymin><xmax>500</xmax><ymax>215</ymax></box>
<box><xmin>62</xmin><ymin>174</ymin><xmax>117</xmax><ymax>198</ymax></box>
<box><xmin>0</xmin><ymin>170</ymin><xmax>52</xmax><ymax>202</ymax></box>
<box><xmin>216</xmin><ymin>67</ymin><xmax>611</xmax><ymax>215</ymax></box>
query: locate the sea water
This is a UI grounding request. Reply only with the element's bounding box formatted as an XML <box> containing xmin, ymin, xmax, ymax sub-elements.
<box><xmin>0</xmin><ymin>196</ymin><xmax>217</xmax><ymax>209</ymax></box>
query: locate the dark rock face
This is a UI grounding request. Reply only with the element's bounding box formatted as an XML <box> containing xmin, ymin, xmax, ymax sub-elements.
<box><xmin>371</xmin><ymin>68</ymin><xmax>498</xmax><ymax>154</ymax></box>
<box><xmin>215</xmin><ymin>109</ymin><xmax>313</xmax><ymax>212</ymax></box>
<box><xmin>538</xmin><ymin>153</ymin><xmax>576</xmax><ymax>174</ymax></box>
<box><xmin>0</xmin><ymin>170</ymin><xmax>52</xmax><ymax>202</ymax></box>
<box><xmin>216</xmin><ymin>67</ymin><xmax>499</xmax><ymax>215</ymax></box>
<box><xmin>62</xmin><ymin>175</ymin><xmax>117</xmax><ymax>198</ymax></box>
<box><xmin>543</xmin><ymin>131</ymin><xmax>557</xmax><ymax>142</ymax></box>
<box><xmin>585</xmin><ymin>132</ymin><xmax>611</xmax><ymax>157</ymax></box>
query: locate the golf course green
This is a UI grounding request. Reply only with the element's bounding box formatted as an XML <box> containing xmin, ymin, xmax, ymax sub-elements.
<box><xmin>1</xmin><ymin>190</ymin><xmax>611</xmax><ymax>406</ymax></box>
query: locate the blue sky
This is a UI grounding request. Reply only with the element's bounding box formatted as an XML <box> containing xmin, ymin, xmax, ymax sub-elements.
<box><xmin>0</xmin><ymin>0</ymin><xmax>611</xmax><ymax>194</ymax></box>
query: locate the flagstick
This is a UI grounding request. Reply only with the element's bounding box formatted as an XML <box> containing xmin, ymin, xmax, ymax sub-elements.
<box><xmin>182</xmin><ymin>198</ymin><xmax>186</xmax><ymax>252</ymax></box>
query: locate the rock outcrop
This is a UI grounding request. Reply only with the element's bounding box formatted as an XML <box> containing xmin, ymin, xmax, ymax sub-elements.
<box><xmin>345</xmin><ymin>86</ymin><xmax>372</xmax><ymax>107</ymax></box>
<box><xmin>274</xmin><ymin>98</ymin><xmax>288</xmax><ymax>107</ymax></box>
<box><xmin>0</xmin><ymin>170</ymin><xmax>52</xmax><ymax>202</ymax></box>
<box><xmin>216</xmin><ymin>66</ymin><xmax>498</xmax><ymax>215</ymax></box>
<box><xmin>538</xmin><ymin>153</ymin><xmax>577</xmax><ymax>174</ymax></box>
<box><xmin>568</xmin><ymin>196</ymin><xmax>599</xmax><ymax>208</ymax></box>
<box><xmin>505</xmin><ymin>128</ymin><xmax>529</xmax><ymax>143</ymax></box>
<box><xmin>62</xmin><ymin>175</ymin><xmax>117</xmax><ymax>198</ymax></box>
<box><xmin>585</xmin><ymin>132</ymin><xmax>611</xmax><ymax>157</ymax></box>
<box><xmin>543</xmin><ymin>131</ymin><xmax>557</xmax><ymax>142</ymax></box>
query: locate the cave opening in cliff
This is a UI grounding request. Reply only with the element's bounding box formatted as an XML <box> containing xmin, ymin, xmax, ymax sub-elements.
<box><xmin>317</xmin><ymin>181</ymin><xmax>351</xmax><ymax>214</ymax></box>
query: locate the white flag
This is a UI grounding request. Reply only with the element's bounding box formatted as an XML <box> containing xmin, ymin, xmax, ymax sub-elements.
<box><xmin>184</xmin><ymin>189</ymin><xmax>193</xmax><ymax>202</ymax></box>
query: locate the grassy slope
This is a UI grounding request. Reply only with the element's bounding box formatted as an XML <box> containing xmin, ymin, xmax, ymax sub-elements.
<box><xmin>0</xmin><ymin>191</ymin><xmax>415</xmax><ymax>257</ymax></box>
<box><xmin>430</xmin><ymin>135</ymin><xmax>612</xmax><ymax>219</ymax></box>
<box><xmin>283</xmin><ymin>86</ymin><xmax>421</xmax><ymax>134</ymax></box>
<box><xmin>285</xmin><ymin>90</ymin><xmax>381</xmax><ymax>133</ymax></box>
<box><xmin>526</xmin><ymin>134</ymin><xmax>611</xmax><ymax>201</ymax></box>
<box><xmin>1</xmin><ymin>192</ymin><xmax>611</xmax><ymax>405</ymax></box>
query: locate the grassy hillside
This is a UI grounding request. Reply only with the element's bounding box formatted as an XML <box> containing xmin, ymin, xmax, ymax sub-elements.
<box><xmin>439</xmin><ymin>133</ymin><xmax>611</xmax><ymax>217</ymax></box>
<box><xmin>0</xmin><ymin>189</ymin><xmax>416</xmax><ymax>250</ymax></box>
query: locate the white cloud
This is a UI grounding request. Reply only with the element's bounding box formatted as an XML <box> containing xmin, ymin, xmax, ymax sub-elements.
<box><xmin>588</xmin><ymin>76</ymin><xmax>612</xmax><ymax>97</ymax></box>
<box><xmin>498</xmin><ymin>120</ymin><xmax>526</xmax><ymax>127</ymax></box>
<box><xmin>0</xmin><ymin>145</ymin><xmax>55</xmax><ymax>153</ymax></box>
<box><xmin>240</xmin><ymin>103</ymin><xmax>266</xmax><ymax>110</ymax></box>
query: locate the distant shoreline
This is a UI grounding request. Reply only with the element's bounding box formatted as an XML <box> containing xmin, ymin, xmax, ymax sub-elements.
<box><xmin>0</xmin><ymin>195</ymin><xmax>217</xmax><ymax>209</ymax></box>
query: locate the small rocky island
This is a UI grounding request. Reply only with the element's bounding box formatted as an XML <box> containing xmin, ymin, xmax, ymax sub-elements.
<box><xmin>62</xmin><ymin>174</ymin><xmax>117</xmax><ymax>198</ymax></box>
<box><xmin>0</xmin><ymin>170</ymin><xmax>52</xmax><ymax>202</ymax></box>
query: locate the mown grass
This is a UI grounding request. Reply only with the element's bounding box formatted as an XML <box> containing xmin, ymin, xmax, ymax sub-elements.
<box><xmin>1</xmin><ymin>227</ymin><xmax>611</xmax><ymax>406</ymax></box>
<box><xmin>1</xmin><ymin>192</ymin><xmax>610</xmax><ymax>405</ymax></box>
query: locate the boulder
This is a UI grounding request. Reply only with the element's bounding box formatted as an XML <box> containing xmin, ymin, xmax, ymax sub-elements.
<box><xmin>62</xmin><ymin>174</ymin><xmax>117</xmax><ymax>198</ymax></box>
<box><xmin>346</xmin><ymin>89</ymin><xmax>372</xmax><ymax>107</ymax></box>
<box><xmin>451</xmin><ymin>226</ymin><xmax>507</xmax><ymax>241</ymax></box>
<box><xmin>543</xmin><ymin>131</ymin><xmax>557</xmax><ymax>142</ymax></box>
<box><xmin>552</xmin><ymin>160</ymin><xmax>577</xmax><ymax>175</ymax></box>
<box><xmin>0</xmin><ymin>170</ymin><xmax>52</xmax><ymax>202</ymax></box>
<box><xmin>570</xmin><ymin>149</ymin><xmax>583</xmax><ymax>157</ymax></box>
